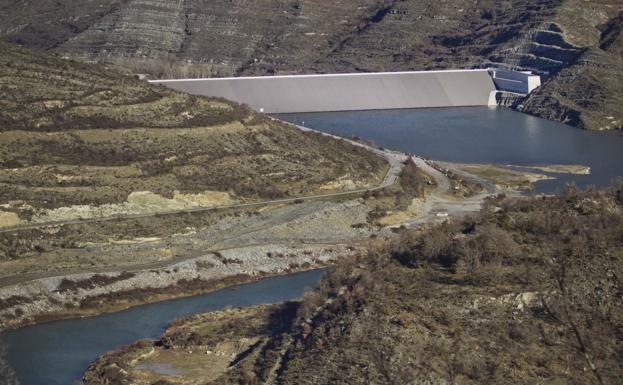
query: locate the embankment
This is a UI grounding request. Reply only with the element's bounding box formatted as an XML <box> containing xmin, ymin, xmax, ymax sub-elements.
<box><xmin>150</xmin><ymin>70</ymin><xmax>498</xmax><ymax>113</ymax></box>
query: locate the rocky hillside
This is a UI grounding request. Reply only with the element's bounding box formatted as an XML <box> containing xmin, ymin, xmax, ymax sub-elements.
<box><xmin>0</xmin><ymin>0</ymin><xmax>621</xmax><ymax>130</ymax></box>
<box><xmin>0</xmin><ymin>42</ymin><xmax>386</xmax><ymax>227</ymax></box>
<box><xmin>273</xmin><ymin>187</ymin><xmax>623</xmax><ymax>385</ymax></box>
<box><xmin>283</xmin><ymin>187</ymin><xmax>623</xmax><ymax>385</ymax></box>
<box><xmin>82</xmin><ymin>184</ymin><xmax>623</xmax><ymax>385</ymax></box>
<box><xmin>516</xmin><ymin>1</ymin><xmax>623</xmax><ymax>130</ymax></box>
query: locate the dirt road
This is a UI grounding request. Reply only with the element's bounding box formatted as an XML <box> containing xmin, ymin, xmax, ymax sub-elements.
<box><xmin>0</xmin><ymin>129</ymin><xmax>405</xmax><ymax>235</ymax></box>
<box><xmin>0</xmin><ymin>123</ymin><xmax>510</xmax><ymax>330</ymax></box>
<box><xmin>405</xmin><ymin>156</ymin><xmax>503</xmax><ymax>227</ymax></box>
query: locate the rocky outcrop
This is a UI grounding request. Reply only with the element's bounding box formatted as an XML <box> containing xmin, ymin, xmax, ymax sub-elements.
<box><xmin>59</xmin><ymin>0</ymin><xmax>389</xmax><ymax>77</ymax></box>
<box><xmin>490</xmin><ymin>22</ymin><xmax>585</xmax><ymax>75</ymax></box>
<box><xmin>518</xmin><ymin>48</ymin><xmax>623</xmax><ymax>130</ymax></box>
<box><xmin>0</xmin><ymin>0</ymin><xmax>127</xmax><ymax>49</ymax></box>
<box><xmin>0</xmin><ymin>1</ymin><xmax>573</xmax><ymax>76</ymax></box>
<box><xmin>519</xmin><ymin>4</ymin><xmax>623</xmax><ymax>130</ymax></box>
<box><xmin>0</xmin><ymin>0</ymin><xmax>621</xmax><ymax>130</ymax></box>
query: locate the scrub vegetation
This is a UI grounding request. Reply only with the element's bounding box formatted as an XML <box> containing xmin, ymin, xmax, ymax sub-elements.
<box><xmin>0</xmin><ymin>42</ymin><xmax>386</xmax><ymax>224</ymax></box>
<box><xmin>363</xmin><ymin>160</ymin><xmax>432</xmax><ymax>225</ymax></box>
<box><xmin>277</xmin><ymin>184</ymin><xmax>623</xmax><ymax>385</ymax></box>
<box><xmin>85</xmin><ymin>183</ymin><xmax>623</xmax><ymax>384</ymax></box>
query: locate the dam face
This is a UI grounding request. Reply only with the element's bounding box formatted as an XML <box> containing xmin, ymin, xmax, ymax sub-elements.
<box><xmin>150</xmin><ymin>70</ymin><xmax>500</xmax><ymax>114</ymax></box>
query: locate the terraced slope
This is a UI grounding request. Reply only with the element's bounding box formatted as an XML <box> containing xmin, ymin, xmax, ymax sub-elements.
<box><xmin>0</xmin><ymin>1</ymin><xmax>621</xmax><ymax>126</ymax></box>
<box><xmin>0</xmin><ymin>42</ymin><xmax>386</xmax><ymax>227</ymax></box>
<box><xmin>518</xmin><ymin>2</ymin><xmax>623</xmax><ymax>130</ymax></box>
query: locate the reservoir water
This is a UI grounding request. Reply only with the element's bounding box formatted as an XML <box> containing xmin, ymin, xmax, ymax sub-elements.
<box><xmin>1</xmin><ymin>107</ymin><xmax>622</xmax><ymax>385</ymax></box>
<box><xmin>0</xmin><ymin>269</ymin><xmax>325</xmax><ymax>385</ymax></box>
<box><xmin>278</xmin><ymin>107</ymin><xmax>623</xmax><ymax>192</ymax></box>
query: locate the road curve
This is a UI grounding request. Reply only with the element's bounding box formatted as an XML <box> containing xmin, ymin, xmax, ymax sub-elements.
<box><xmin>0</xmin><ymin>125</ymin><xmax>406</xmax><ymax>235</ymax></box>
<box><xmin>401</xmin><ymin>156</ymin><xmax>499</xmax><ymax>228</ymax></box>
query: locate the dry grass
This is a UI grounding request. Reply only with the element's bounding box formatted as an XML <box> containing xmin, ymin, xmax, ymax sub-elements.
<box><xmin>273</xmin><ymin>185</ymin><xmax>623</xmax><ymax>385</ymax></box>
<box><xmin>0</xmin><ymin>42</ymin><xmax>386</xmax><ymax>224</ymax></box>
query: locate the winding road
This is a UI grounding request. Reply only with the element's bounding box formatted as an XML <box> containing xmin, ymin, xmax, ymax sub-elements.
<box><xmin>404</xmin><ymin>156</ymin><xmax>499</xmax><ymax>227</ymax></box>
<box><xmin>0</xmin><ymin>129</ymin><xmax>405</xmax><ymax>235</ymax></box>
<box><xmin>0</xmin><ymin>123</ymin><xmax>502</xmax><ymax>289</ymax></box>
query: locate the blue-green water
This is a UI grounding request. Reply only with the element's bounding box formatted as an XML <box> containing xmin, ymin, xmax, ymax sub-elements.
<box><xmin>0</xmin><ymin>269</ymin><xmax>325</xmax><ymax>385</ymax></box>
<box><xmin>278</xmin><ymin>107</ymin><xmax>623</xmax><ymax>192</ymax></box>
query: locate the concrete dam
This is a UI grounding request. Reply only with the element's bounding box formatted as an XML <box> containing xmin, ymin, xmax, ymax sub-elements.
<box><xmin>150</xmin><ymin>69</ymin><xmax>540</xmax><ymax>114</ymax></box>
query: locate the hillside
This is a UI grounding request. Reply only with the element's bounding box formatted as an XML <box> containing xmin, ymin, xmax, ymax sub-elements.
<box><xmin>0</xmin><ymin>0</ymin><xmax>622</xmax><ymax>130</ymax></box>
<box><xmin>273</xmin><ymin>186</ymin><xmax>623</xmax><ymax>385</ymax></box>
<box><xmin>84</xmin><ymin>184</ymin><xmax>623</xmax><ymax>385</ymax></box>
<box><xmin>0</xmin><ymin>41</ymin><xmax>386</xmax><ymax>227</ymax></box>
<box><xmin>0</xmin><ymin>41</ymin><xmax>389</xmax><ymax>333</ymax></box>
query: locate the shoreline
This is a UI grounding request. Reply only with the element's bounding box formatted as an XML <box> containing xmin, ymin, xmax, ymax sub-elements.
<box><xmin>0</xmin><ymin>264</ymin><xmax>329</xmax><ymax>333</ymax></box>
<box><xmin>0</xmin><ymin>123</ymin><xmax>550</xmax><ymax>334</ymax></box>
<box><xmin>0</xmin><ymin>120</ymin><xmax>400</xmax><ymax>333</ymax></box>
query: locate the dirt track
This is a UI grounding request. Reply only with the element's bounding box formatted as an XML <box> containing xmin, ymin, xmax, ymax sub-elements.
<box><xmin>0</xmin><ymin>124</ymin><xmax>517</xmax><ymax>331</ymax></box>
<box><xmin>405</xmin><ymin>156</ymin><xmax>502</xmax><ymax>227</ymax></box>
<box><xmin>0</xmin><ymin>125</ymin><xmax>404</xmax><ymax>235</ymax></box>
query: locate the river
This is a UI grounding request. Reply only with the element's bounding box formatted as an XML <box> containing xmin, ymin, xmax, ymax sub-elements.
<box><xmin>278</xmin><ymin>107</ymin><xmax>623</xmax><ymax>192</ymax></box>
<box><xmin>0</xmin><ymin>269</ymin><xmax>325</xmax><ymax>385</ymax></box>
<box><xmin>2</xmin><ymin>107</ymin><xmax>622</xmax><ymax>385</ymax></box>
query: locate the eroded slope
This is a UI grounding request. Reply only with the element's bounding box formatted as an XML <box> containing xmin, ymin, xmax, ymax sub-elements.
<box><xmin>1</xmin><ymin>0</ymin><xmax>621</xmax><ymax>129</ymax></box>
<box><xmin>0</xmin><ymin>42</ymin><xmax>386</xmax><ymax>226</ymax></box>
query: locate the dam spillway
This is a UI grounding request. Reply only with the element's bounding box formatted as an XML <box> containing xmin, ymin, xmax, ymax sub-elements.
<box><xmin>150</xmin><ymin>70</ymin><xmax>502</xmax><ymax>114</ymax></box>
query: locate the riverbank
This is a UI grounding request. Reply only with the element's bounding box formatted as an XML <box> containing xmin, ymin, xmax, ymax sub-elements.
<box><xmin>0</xmin><ymin>242</ymin><xmax>353</xmax><ymax>332</ymax></box>
<box><xmin>0</xmin><ymin>118</ymin><xmax>569</xmax><ymax>333</ymax></box>
<box><xmin>0</xmin><ymin>119</ymin><xmax>402</xmax><ymax>332</ymax></box>
<box><xmin>0</xmin><ymin>150</ymin><xmax>553</xmax><ymax>332</ymax></box>
<box><xmin>82</xmin><ymin>304</ymin><xmax>284</xmax><ymax>385</ymax></box>
<box><xmin>0</xmin><ymin>269</ymin><xmax>327</xmax><ymax>385</ymax></box>
<box><xmin>82</xmin><ymin>184</ymin><xmax>623</xmax><ymax>385</ymax></box>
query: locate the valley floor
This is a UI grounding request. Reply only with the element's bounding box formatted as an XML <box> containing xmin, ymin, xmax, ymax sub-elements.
<box><xmin>0</xmin><ymin>128</ymin><xmax>529</xmax><ymax>331</ymax></box>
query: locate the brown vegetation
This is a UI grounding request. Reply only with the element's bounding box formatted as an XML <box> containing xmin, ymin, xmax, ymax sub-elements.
<box><xmin>272</xmin><ymin>183</ymin><xmax>623</xmax><ymax>384</ymax></box>
<box><xmin>56</xmin><ymin>272</ymin><xmax>136</xmax><ymax>293</ymax></box>
<box><xmin>364</xmin><ymin>160</ymin><xmax>430</xmax><ymax>224</ymax></box>
<box><xmin>83</xmin><ymin>304</ymin><xmax>301</xmax><ymax>385</ymax></box>
<box><xmin>0</xmin><ymin>42</ymin><xmax>386</xmax><ymax>223</ymax></box>
<box><xmin>84</xmin><ymin>183</ymin><xmax>623</xmax><ymax>385</ymax></box>
<box><xmin>254</xmin><ymin>184</ymin><xmax>623</xmax><ymax>384</ymax></box>
<box><xmin>76</xmin><ymin>274</ymin><xmax>252</xmax><ymax>311</ymax></box>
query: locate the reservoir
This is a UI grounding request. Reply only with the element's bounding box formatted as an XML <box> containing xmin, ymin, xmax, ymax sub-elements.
<box><xmin>278</xmin><ymin>107</ymin><xmax>623</xmax><ymax>192</ymax></box>
<box><xmin>1</xmin><ymin>107</ymin><xmax>621</xmax><ymax>385</ymax></box>
<box><xmin>0</xmin><ymin>269</ymin><xmax>325</xmax><ymax>385</ymax></box>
